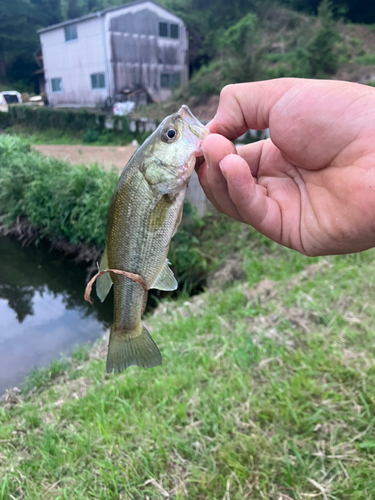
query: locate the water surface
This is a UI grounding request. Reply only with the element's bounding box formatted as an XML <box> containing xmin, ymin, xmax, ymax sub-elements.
<box><xmin>0</xmin><ymin>237</ymin><xmax>113</xmax><ymax>394</ymax></box>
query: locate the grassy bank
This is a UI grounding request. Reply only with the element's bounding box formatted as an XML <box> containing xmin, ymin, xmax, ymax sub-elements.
<box><xmin>3</xmin><ymin>126</ymin><xmax>150</xmax><ymax>148</ymax></box>
<box><xmin>1</xmin><ymin>244</ymin><xmax>375</xmax><ymax>499</ymax></box>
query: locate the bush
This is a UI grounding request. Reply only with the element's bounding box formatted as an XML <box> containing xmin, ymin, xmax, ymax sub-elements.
<box><xmin>355</xmin><ymin>54</ymin><xmax>375</xmax><ymax>65</ymax></box>
<box><xmin>307</xmin><ymin>0</ymin><xmax>340</xmax><ymax>77</ymax></box>
<box><xmin>188</xmin><ymin>61</ymin><xmax>224</xmax><ymax>96</ymax></box>
<box><xmin>0</xmin><ymin>111</ymin><xmax>10</xmax><ymax>128</ymax></box>
<box><xmin>82</xmin><ymin>128</ymin><xmax>100</xmax><ymax>143</ymax></box>
<box><xmin>8</xmin><ymin>105</ymin><xmax>106</xmax><ymax>133</ymax></box>
<box><xmin>0</xmin><ymin>135</ymin><xmax>118</xmax><ymax>248</ymax></box>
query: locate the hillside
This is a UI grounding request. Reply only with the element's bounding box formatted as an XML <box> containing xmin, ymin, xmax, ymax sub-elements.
<box><xmin>131</xmin><ymin>6</ymin><xmax>375</xmax><ymax>123</ymax></box>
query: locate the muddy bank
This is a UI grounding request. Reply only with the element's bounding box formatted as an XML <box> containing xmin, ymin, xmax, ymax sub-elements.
<box><xmin>0</xmin><ymin>216</ymin><xmax>100</xmax><ymax>274</ymax></box>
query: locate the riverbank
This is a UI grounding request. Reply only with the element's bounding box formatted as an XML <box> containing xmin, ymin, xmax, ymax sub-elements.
<box><xmin>2</xmin><ymin>245</ymin><xmax>375</xmax><ymax>498</ymax></box>
<box><xmin>0</xmin><ymin>134</ymin><xmax>245</xmax><ymax>293</ymax></box>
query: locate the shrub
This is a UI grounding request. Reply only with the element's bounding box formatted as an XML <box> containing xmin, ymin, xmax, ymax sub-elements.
<box><xmin>0</xmin><ymin>134</ymin><xmax>118</xmax><ymax>248</ymax></box>
<box><xmin>82</xmin><ymin>129</ymin><xmax>100</xmax><ymax>143</ymax></box>
<box><xmin>0</xmin><ymin>111</ymin><xmax>10</xmax><ymax>128</ymax></box>
<box><xmin>355</xmin><ymin>54</ymin><xmax>375</xmax><ymax>65</ymax></box>
<box><xmin>8</xmin><ymin>105</ymin><xmax>104</xmax><ymax>133</ymax></box>
<box><xmin>188</xmin><ymin>61</ymin><xmax>224</xmax><ymax>96</ymax></box>
<box><xmin>307</xmin><ymin>0</ymin><xmax>340</xmax><ymax>77</ymax></box>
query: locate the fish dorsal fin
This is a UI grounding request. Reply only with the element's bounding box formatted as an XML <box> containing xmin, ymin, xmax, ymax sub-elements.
<box><xmin>150</xmin><ymin>260</ymin><xmax>178</xmax><ymax>291</ymax></box>
<box><xmin>96</xmin><ymin>246</ymin><xmax>113</xmax><ymax>302</ymax></box>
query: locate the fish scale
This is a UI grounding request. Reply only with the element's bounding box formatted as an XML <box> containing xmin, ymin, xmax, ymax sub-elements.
<box><xmin>95</xmin><ymin>105</ymin><xmax>209</xmax><ymax>373</ymax></box>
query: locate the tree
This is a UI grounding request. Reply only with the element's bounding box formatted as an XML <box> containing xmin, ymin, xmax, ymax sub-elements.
<box><xmin>0</xmin><ymin>0</ymin><xmax>37</xmax><ymax>77</ymax></box>
<box><xmin>220</xmin><ymin>13</ymin><xmax>265</xmax><ymax>84</ymax></box>
<box><xmin>308</xmin><ymin>0</ymin><xmax>340</xmax><ymax>77</ymax></box>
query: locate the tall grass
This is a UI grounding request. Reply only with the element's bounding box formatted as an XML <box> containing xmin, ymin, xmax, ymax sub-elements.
<box><xmin>0</xmin><ymin>135</ymin><xmax>118</xmax><ymax>248</ymax></box>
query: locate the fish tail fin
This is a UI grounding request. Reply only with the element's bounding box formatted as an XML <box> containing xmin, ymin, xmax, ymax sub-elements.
<box><xmin>106</xmin><ymin>324</ymin><xmax>162</xmax><ymax>373</ymax></box>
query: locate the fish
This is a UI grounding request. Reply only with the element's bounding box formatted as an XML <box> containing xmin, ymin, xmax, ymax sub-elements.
<box><xmin>96</xmin><ymin>105</ymin><xmax>209</xmax><ymax>373</ymax></box>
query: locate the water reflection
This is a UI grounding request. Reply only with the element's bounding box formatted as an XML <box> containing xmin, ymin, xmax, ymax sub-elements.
<box><xmin>0</xmin><ymin>237</ymin><xmax>113</xmax><ymax>394</ymax></box>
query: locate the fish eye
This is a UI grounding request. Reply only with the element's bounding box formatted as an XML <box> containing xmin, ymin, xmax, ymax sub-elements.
<box><xmin>167</xmin><ymin>129</ymin><xmax>176</xmax><ymax>139</ymax></box>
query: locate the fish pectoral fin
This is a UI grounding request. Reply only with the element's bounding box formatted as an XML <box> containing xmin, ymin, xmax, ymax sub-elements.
<box><xmin>106</xmin><ymin>325</ymin><xmax>162</xmax><ymax>373</ymax></box>
<box><xmin>150</xmin><ymin>259</ymin><xmax>178</xmax><ymax>291</ymax></box>
<box><xmin>96</xmin><ymin>246</ymin><xmax>113</xmax><ymax>302</ymax></box>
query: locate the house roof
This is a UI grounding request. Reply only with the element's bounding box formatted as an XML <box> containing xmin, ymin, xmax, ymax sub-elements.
<box><xmin>37</xmin><ymin>0</ymin><xmax>182</xmax><ymax>34</ymax></box>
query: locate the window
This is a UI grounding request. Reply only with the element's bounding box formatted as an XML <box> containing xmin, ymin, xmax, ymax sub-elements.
<box><xmin>160</xmin><ymin>73</ymin><xmax>180</xmax><ymax>89</ymax></box>
<box><xmin>160</xmin><ymin>74</ymin><xmax>170</xmax><ymax>88</ymax></box>
<box><xmin>159</xmin><ymin>22</ymin><xmax>168</xmax><ymax>37</ymax></box>
<box><xmin>170</xmin><ymin>24</ymin><xmax>179</xmax><ymax>39</ymax></box>
<box><xmin>171</xmin><ymin>73</ymin><xmax>180</xmax><ymax>88</ymax></box>
<box><xmin>158</xmin><ymin>22</ymin><xmax>179</xmax><ymax>39</ymax></box>
<box><xmin>51</xmin><ymin>78</ymin><xmax>62</xmax><ymax>93</ymax></box>
<box><xmin>91</xmin><ymin>73</ymin><xmax>106</xmax><ymax>89</ymax></box>
<box><xmin>64</xmin><ymin>24</ymin><xmax>77</xmax><ymax>42</ymax></box>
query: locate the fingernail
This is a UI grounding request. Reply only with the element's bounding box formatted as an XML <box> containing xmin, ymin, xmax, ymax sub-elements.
<box><xmin>219</xmin><ymin>161</ymin><xmax>227</xmax><ymax>179</ymax></box>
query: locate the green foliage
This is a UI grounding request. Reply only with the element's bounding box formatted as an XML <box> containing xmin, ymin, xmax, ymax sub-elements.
<box><xmin>278</xmin><ymin>0</ymin><xmax>375</xmax><ymax>24</ymax></box>
<box><xmin>168</xmin><ymin>202</ymin><xmax>208</xmax><ymax>292</ymax></box>
<box><xmin>0</xmin><ymin>134</ymin><xmax>118</xmax><ymax>248</ymax></box>
<box><xmin>222</xmin><ymin>13</ymin><xmax>259</xmax><ymax>54</ymax></box>
<box><xmin>307</xmin><ymin>0</ymin><xmax>341</xmax><ymax>77</ymax></box>
<box><xmin>0</xmin><ymin>134</ymin><xmax>210</xmax><ymax>291</ymax></box>
<box><xmin>82</xmin><ymin>128</ymin><xmax>99</xmax><ymax>143</ymax></box>
<box><xmin>187</xmin><ymin>61</ymin><xmax>224</xmax><ymax>96</ymax></box>
<box><xmin>220</xmin><ymin>13</ymin><xmax>265</xmax><ymax>84</ymax></box>
<box><xmin>187</xmin><ymin>13</ymin><xmax>265</xmax><ymax>96</ymax></box>
<box><xmin>267</xmin><ymin>49</ymin><xmax>312</xmax><ymax>79</ymax></box>
<box><xmin>0</xmin><ymin>112</ymin><xmax>10</xmax><ymax>128</ymax></box>
<box><xmin>9</xmin><ymin>105</ymin><xmax>105</xmax><ymax>133</ymax></box>
<box><xmin>355</xmin><ymin>53</ymin><xmax>375</xmax><ymax>65</ymax></box>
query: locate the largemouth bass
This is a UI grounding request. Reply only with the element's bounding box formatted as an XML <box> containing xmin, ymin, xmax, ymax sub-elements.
<box><xmin>96</xmin><ymin>106</ymin><xmax>208</xmax><ymax>373</ymax></box>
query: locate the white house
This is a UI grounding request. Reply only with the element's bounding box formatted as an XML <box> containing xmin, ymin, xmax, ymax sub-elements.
<box><xmin>38</xmin><ymin>0</ymin><xmax>189</xmax><ymax>107</ymax></box>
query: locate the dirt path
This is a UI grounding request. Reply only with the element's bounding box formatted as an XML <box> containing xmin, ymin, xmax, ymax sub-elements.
<box><xmin>33</xmin><ymin>144</ymin><xmax>138</xmax><ymax>172</ymax></box>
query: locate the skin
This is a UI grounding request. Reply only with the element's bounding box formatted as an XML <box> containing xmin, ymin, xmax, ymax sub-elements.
<box><xmin>198</xmin><ymin>78</ymin><xmax>375</xmax><ymax>257</ymax></box>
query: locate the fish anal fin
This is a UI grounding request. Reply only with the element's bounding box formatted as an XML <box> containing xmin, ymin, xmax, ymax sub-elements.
<box><xmin>150</xmin><ymin>260</ymin><xmax>178</xmax><ymax>291</ymax></box>
<box><xmin>96</xmin><ymin>246</ymin><xmax>113</xmax><ymax>302</ymax></box>
<box><xmin>106</xmin><ymin>325</ymin><xmax>162</xmax><ymax>373</ymax></box>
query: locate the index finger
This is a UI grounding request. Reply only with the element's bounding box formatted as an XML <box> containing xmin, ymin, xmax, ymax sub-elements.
<box><xmin>208</xmin><ymin>78</ymin><xmax>306</xmax><ymax>140</ymax></box>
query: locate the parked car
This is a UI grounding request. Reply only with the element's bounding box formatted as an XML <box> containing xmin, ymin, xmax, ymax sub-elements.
<box><xmin>0</xmin><ymin>91</ymin><xmax>22</xmax><ymax>113</ymax></box>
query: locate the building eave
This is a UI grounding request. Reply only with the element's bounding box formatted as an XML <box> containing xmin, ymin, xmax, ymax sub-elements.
<box><xmin>37</xmin><ymin>0</ymin><xmax>183</xmax><ymax>34</ymax></box>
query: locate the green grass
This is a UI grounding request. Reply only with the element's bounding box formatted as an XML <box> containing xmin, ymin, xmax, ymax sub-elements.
<box><xmin>1</xmin><ymin>245</ymin><xmax>375</xmax><ymax>499</ymax></box>
<box><xmin>4</xmin><ymin>127</ymin><xmax>142</xmax><ymax>147</ymax></box>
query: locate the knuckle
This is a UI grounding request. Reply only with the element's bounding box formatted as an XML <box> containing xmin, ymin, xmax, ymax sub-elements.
<box><xmin>220</xmin><ymin>84</ymin><xmax>235</xmax><ymax>100</ymax></box>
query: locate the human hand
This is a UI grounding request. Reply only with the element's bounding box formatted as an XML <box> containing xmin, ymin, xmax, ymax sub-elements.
<box><xmin>198</xmin><ymin>78</ymin><xmax>375</xmax><ymax>256</ymax></box>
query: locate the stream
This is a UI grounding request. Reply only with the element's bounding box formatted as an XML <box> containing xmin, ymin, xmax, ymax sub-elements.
<box><xmin>0</xmin><ymin>236</ymin><xmax>113</xmax><ymax>395</ymax></box>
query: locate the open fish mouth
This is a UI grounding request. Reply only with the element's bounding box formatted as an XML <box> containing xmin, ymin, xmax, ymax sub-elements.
<box><xmin>178</xmin><ymin>105</ymin><xmax>209</xmax><ymax>141</ymax></box>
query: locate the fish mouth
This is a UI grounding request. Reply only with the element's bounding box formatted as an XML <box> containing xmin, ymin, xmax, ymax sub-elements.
<box><xmin>178</xmin><ymin>105</ymin><xmax>209</xmax><ymax>141</ymax></box>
